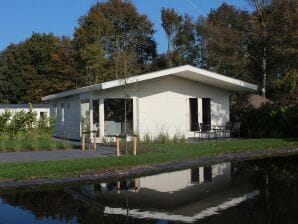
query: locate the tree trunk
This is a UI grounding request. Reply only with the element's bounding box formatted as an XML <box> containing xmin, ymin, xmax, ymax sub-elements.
<box><xmin>166</xmin><ymin>34</ymin><xmax>172</xmax><ymax>68</ymax></box>
<box><xmin>261</xmin><ymin>47</ymin><xmax>267</xmax><ymax>97</ymax></box>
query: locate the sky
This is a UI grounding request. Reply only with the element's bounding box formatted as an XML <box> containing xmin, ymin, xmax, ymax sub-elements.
<box><xmin>0</xmin><ymin>0</ymin><xmax>252</xmax><ymax>53</ymax></box>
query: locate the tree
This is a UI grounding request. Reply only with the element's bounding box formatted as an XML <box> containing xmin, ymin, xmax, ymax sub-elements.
<box><xmin>0</xmin><ymin>33</ymin><xmax>79</xmax><ymax>103</ymax></box>
<box><xmin>161</xmin><ymin>8</ymin><xmax>199</xmax><ymax>67</ymax></box>
<box><xmin>74</xmin><ymin>0</ymin><xmax>157</xmax><ymax>83</ymax></box>
<box><xmin>161</xmin><ymin>7</ymin><xmax>182</xmax><ymax>67</ymax></box>
<box><xmin>199</xmin><ymin>3</ymin><xmax>252</xmax><ymax>82</ymax></box>
<box><xmin>201</xmin><ymin>0</ymin><xmax>297</xmax><ymax>102</ymax></box>
<box><xmin>249</xmin><ymin>0</ymin><xmax>298</xmax><ymax>100</ymax></box>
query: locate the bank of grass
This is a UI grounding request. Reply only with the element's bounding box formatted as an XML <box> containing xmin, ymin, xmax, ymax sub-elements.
<box><xmin>0</xmin><ymin>138</ymin><xmax>74</xmax><ymax>151</ymax></box>
<box><xmin>0</xmin><ymin>138</ymin><xmax>297</xmax><ymax>180</ymax></box>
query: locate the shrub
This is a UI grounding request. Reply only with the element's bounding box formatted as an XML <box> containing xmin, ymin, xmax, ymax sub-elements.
<box><xmin>238</xmin><ymin>103</ymin><xmax>298</xmax><ymax>138</ymax></box>
<box><xmin>0</xmin><ymin>104</ymin><xmax>55</xmax><ymax>140</ymax></box>
<box><xmin>0</xmin><ymin>110</ymin><xmax>11</xmax><ymax>135</ymax></box>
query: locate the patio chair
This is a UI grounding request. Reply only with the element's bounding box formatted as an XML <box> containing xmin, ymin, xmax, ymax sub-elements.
<box><xmin>223</xmin><ymin>122</ymin><xmax>232</xmax><ymax>138</ymax></box>
<box><xmin>231</xmin><ymin>122</ymin><xmax>241</xmax><ymax>137</ymax></box>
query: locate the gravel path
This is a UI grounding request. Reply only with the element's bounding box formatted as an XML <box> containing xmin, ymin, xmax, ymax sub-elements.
<box><xmin>0</xmin><ymin>146</ymin><xmax>115</xmax><ymax>163</ymax></box>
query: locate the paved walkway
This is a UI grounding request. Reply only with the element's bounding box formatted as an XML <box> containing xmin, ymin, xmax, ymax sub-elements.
<box><xmin>0</xmin><ymin>145</ymin><xmax>116</xmax><ymax>163</ymax></box>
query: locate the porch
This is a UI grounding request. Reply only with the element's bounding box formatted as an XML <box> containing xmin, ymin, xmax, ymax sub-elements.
<box><xmin>81</xmin><ymin>97</ymin><xmax>138</xmax><ymax>143</ymax></box>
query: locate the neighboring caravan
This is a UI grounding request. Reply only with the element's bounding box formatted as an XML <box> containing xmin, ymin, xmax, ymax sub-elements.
<box><xmin>42</xmin><ymin>65</ymin><xmax>257</xmax><ymax>142</ymax></box>
<box><xmin>0</xmin><ymin>104</ymin><xmax>49</xmax><ymax>120</ymax></box>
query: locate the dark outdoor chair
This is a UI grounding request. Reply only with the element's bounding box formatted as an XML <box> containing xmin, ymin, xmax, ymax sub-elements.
<box><xmin>231</xmin><ymin>122</ymin><xmax>241</xmax><ymax>137</ymax></box>
<box><xmin>223</xmin><ymin>122</ymin><xmax>232</xmax><ymax>138</ymax></box>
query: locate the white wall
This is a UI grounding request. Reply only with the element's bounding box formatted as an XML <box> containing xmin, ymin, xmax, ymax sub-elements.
<box><xmin>49</xmin><ymin>95</ymin><xmax>81</xmax><ymax>140</ymax></box>
<box><xmin>136</xmin><ymin>76</ymin><xmax>230</xmax><ymax>138</ymax></box>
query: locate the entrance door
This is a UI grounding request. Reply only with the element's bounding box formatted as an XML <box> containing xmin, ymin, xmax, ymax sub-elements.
<box><xmin>189</xmin><ymin>98</ymin><xmax>198</xmax><ymax>131</ymax></box>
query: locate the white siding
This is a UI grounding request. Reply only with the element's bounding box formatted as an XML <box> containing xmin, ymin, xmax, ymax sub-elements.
<box><xmin>137</xmin><ymin>76</ymin><xmax>230</xmax><ymax>138</ymax></box>
<box><xmin>50</xmin><ymin>95</ymin><xmax>81</xmax><ymax>140</ymax></box>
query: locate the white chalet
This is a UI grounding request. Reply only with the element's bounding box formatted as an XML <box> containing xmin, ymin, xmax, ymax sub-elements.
<box><xmin>42</xmin><ymin>65</ymin><xmax>257</xmax><ymax>142</ymax></box>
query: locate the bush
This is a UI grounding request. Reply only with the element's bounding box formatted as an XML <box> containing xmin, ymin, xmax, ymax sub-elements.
<box><xmin>238</xmin><ymin>103</ymin><xmax>298</xmax><ymax>138</ymax></box>
<box><xmin>0</xmin><ymin>104</ymin><xmax>55</xmax><ymax>140</ymax></box>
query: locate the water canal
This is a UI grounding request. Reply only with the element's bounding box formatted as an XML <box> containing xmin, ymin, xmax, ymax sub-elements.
<box><xmin>1</xmin><ymin>155</ymin><xmax>298</xmax><ymax>223</ymax></box>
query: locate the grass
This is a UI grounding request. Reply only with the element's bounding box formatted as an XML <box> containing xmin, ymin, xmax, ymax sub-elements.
<box><xmin>0</xmin><ymin>138</ymin><xmax>297</xmax><ymax>180</ymax></box>
<box><xmin>0</xmin><ymin>138</ymin><xmax>74</xmax><ymax>151</ymax></box>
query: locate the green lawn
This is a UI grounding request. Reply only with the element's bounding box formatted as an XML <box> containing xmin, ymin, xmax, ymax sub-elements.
<box><xmin>0</xmin><ymin>138</ymin><xmax>75</xmax><ymax>151</ymax></box>
<box><xmin>0</xmin><ymin>138</ymin><xmax>297</xmax><ymax>180</ymax></box>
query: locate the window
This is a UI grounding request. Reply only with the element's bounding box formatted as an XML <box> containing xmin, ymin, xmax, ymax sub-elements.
<box><xmin>61</xmin><ymin>103</ymin><xmax>65</xmax><ymax>123</ymax></box>
<box><xmin>53</xmin><ymin>104</ymin><xmax>57</xmax><ymax>117</ymax></box>
<box><xmin>40</xmin><ymin>111</ymin><xmax>45</xmax><ymax>119</ymax></box>
<box><xmin>202</xmin><ymin>98</ymin><xmax>211</xmax><ymax>126</ymax></box>
<box><xmin>203</xmin><ymin>166</ymin><xmax>212</xmax><ymax>182</ymax></box>
<box><xmin>104</xmin><ymin>98</ymin><xmax>133</xmax><ymax>135</ymax></box>
<box><xmin>189</xmin><ymin>98</ymin><xmax>198</xmax><ymax>131</ymax></box>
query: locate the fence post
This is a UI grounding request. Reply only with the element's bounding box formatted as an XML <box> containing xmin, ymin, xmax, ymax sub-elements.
<box><xmin>116</xmin><ymin>136</ymin><xmax>120</xmax><ymax>156</ymax></box>
<box><xmin>133</xmin><ymin>135</ymin><xmax>137</xmax><ymax>156</ymax></box>
<box><xmin>81</xmin><ymin>132</ymin><xmax>85</xmax><ymax>151</ymax></box>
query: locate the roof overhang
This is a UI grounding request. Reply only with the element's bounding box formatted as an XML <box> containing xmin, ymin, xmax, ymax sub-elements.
<box><xmin>42</xmin><ymin>65</ymin><xmax>257</xmax><ymax>101</ymax></box>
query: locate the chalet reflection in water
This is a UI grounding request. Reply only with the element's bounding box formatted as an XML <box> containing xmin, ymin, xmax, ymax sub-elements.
<box><xmin>64</xmin><ymin>162</ymin><xmax>257</xmax><ymax>223</ymax></box>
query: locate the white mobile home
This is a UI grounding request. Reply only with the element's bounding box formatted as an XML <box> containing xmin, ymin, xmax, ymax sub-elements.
<box><xmin>0</xmin><ymin>104</ymin><xmax>49</xmax><ymax>120</ymax></box>
<box><xmin>42</xmin><ymin>65</ymin><xmax>257</xmax><ymax>141</ymax></box>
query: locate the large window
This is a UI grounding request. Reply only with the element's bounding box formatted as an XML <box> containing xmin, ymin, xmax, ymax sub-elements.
<box><xmin>202</xmin><ymin>98</ymin><xmax>211</xmax><ymax>126</ymax></box>
<box><xmin>104</xmin><ymin>98</ymin><xmax>133</xmax><ymax>135</ymax></box>
<box><xmin>189</xmin><ymin>98</ymin><xmax>198</xmax><ymax>131</ymax></box>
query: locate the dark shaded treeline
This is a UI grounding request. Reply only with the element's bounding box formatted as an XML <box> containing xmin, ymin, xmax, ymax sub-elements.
<box><xmin>0</xmin><ymin>0</ymin><xmax>297</xmax><ymax>103</ymax></box>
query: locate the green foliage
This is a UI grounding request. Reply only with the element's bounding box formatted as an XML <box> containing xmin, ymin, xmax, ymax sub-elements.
<box><xmin>0</xmin><ymin>110</ymin><xmax>11</xmax><ymax>135</ymax></box>
<box><xmin>0</xmin><ymin>138</ymin><xmax>72</xmax><ymax>152</ymax></box>
<box><xmin>0</xmin><ymin>106</ymin><xmax>55</xmax><ymax>139</ymax></box>
<box><xmin>238</xmin><ymin>104</ymin><xmax>298</xmax><ymax>138</ymax></box>
<box><xmin>0</xmin><ymin>107</ymin><xmax>64</xmax><ymax>151</ymax></box>
<box><xmin>142</xmin><ymin>130</ymin><xmax>186</xmax><ymax>144</ymax></box>
<box><xmin>74</xmin><ymin>0</ymin><xmax>157</xmax><ymax>84</ymax></box>
<box><xmin>161</xmin><ymin>7</ymin><xmax>198</xmax><ymax>67</ymax></box>
<box><xmin>199</xmin><ymin>0</ymin><xmax>298</xmax><ymax>101</ymax></box>
<box><xmin>154</xmin><ymin>131</ymin><xmax>170</xmax><ymax>144</ymax></box>
<box><xmin>0</xmin><ymin>33</ymin><xmax>79</xmax><ymax>103</ymax></box>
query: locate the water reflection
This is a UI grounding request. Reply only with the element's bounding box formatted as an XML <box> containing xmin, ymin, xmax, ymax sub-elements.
<box><xmin>1</xmin><ymin>156</ymin><xmax>298</xmax><ymax>223</ymax></box>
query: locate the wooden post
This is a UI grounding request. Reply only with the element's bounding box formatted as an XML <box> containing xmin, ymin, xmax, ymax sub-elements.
<box><xmin>133</xmin><ymin>135</ymin><xmax>137</xmax><ymax>156</ymax></box>
<box><xmin>134</xmin><ymin>178</ymin><xmax>140</xmax><ymax>192</ymax></box>
<box><xmin>81</xmin><ymin>132</ymin><xmax>85</xmax><ymax>151</ymax></box>
<box><xmin>93</xmin><ymin>131</ymin><xmax>97</xmax><ymax>151</ymax></box>
<box><xmin>117</xmin><ymin>181</ymin><xmax>121</xmax><ymax>194</ymax></box>
<box><xmin>116</xmin><ymin>136</ymin><xmax>120</xmax><ymax>156</ymax></box>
